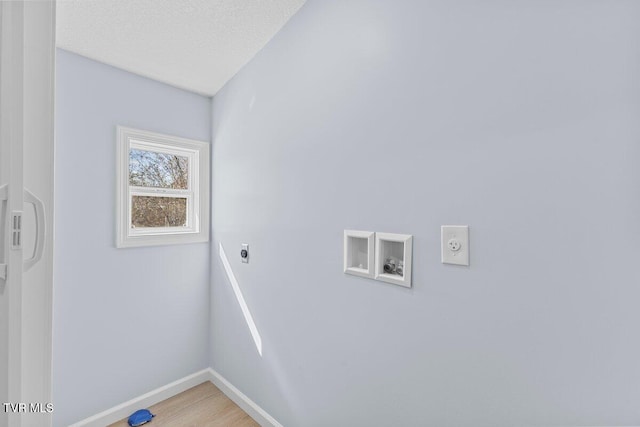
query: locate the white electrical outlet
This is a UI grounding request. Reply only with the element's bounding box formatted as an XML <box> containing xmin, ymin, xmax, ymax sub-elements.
<box><xmin>441</xmin><ymin>225</ymin><xmax>469</xmax><ymax>266</ymax></box>
<box><xmin>241</xmin><ymin>243</ymin><xmax>249</xmax><ymax>263</ymax></box>
<box><xmin>447</xmin><ymin>239</ymin><xmax>461</xmax><ymax>252</ymax></box>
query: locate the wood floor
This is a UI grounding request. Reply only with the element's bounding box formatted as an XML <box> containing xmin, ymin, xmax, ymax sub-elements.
<box><xmin>108</xmin><ymin>382</ymin><xmax>259</xmax><ymax>427</ymax></box>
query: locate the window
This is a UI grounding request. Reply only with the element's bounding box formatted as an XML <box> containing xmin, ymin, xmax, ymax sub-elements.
<box><xmin>116</xmin><ymin>126</ymin><xmax>209</xmax><ymax>247</ymax></box>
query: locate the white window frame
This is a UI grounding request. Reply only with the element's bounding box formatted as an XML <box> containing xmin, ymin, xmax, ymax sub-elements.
<box><xmin>116</xmin><ymin>126</ymin><xmax>210</xmax><ymax>248</ymax></box>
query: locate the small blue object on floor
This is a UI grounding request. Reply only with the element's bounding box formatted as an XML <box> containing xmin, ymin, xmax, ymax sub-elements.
<box><xmin>127</xmin><ymin>409</ymin><xmax>155</xmax><ymax>427</ymax></box>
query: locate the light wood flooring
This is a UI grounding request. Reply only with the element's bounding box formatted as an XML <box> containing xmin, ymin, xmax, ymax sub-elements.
<box><xmin>108</xmin><ymin>382</ymin><xmax>259</xmax><ymax>427</ymax></box>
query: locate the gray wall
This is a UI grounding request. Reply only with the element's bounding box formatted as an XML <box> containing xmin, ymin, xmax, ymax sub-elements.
<box><xmin>210</xmin><ymin>1</ymin><xmax>640</xmax><ymax>426</ymax></box>
<box><xmin>53</xmin><ymin>49</ymin><xmax>211</xmax><ymax>427</ymax></box>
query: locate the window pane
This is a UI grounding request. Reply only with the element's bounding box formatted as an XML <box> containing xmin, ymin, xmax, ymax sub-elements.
<box><xmin>131</xmin><ymin>196</ymin><xmax>187</xmax><ymax>228</ymax></box>
<box><xmin>129</xmin><ymin>149</ymin><xmax>188</xmax><ymax>189</ymax></box>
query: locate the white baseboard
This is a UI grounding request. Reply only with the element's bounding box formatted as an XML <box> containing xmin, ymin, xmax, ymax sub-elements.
<box><xmin>68</xmin><ymin>368</ymin><xmax>283</xmax><ymax>427</ymax></box>
<box><xmin>68</xmin><ymin>369</ymin><xmax>211</xmax><ymax>427</ymax></box>
<box><xmin>207</xmin><ymin>368</ymin><xmax>283</xmax><ymax>427</ymax></box>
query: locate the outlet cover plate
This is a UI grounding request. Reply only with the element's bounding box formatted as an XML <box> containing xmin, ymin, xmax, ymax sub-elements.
<box><xmin>441</xmin><ymin>225</ymin><xmax>469</xmax><ymax>266</ymax></box>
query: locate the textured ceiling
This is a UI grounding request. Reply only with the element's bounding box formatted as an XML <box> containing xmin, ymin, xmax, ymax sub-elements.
<box><xmin>56</xmin><ymin>0</ymin><xmax>306</xmax><ymax>96</ymax></box>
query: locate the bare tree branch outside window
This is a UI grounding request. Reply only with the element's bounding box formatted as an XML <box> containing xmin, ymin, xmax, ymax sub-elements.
<box><xmin>129</xmin><ymin>149</ymin><xmax>188</xmax><ymax>189</ymax></box>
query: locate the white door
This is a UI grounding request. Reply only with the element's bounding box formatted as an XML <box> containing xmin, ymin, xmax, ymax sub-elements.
<box><xmin>0</xmin><ymin>2</ymin><xmax>55</xmax><ymax>427</ymax></box>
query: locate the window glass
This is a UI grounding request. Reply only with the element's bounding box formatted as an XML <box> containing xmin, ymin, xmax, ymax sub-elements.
<box><xmin>129</xmin><ymin>149</ymin><xmax>189</xmax><ymax>189</ymax></box>
<box><xmin>131</xmin><ymin>196</ymin><xmax>187</xmax><ymax>228</ymax></box>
